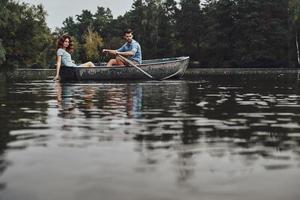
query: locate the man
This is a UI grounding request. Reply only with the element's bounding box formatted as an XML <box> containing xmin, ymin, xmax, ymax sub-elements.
<box><xmin>102</xmin><ymin>29</ymin><xmax>142</xmax><ymax>66</ymax></box>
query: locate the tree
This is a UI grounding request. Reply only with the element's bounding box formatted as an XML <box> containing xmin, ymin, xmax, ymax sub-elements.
<box><xmin>234</xmin><ymin>0</ymin><xmax>288</xmax><ymax>67</ymax></box>
<box><xmin>289</xmin><ymin>0</ymin><xmax>300</xmax><ymax>65</ymax></box>
<box><xmin>94</xmin><ymin>6</ymin><xmax>113</xmax><ymax>38</ymax></box>
<box><xmin>0</xmin><ymin>0</ymin><xmax>53</xmax><ymax>68</ymax></box>
<box><xmin>61</xmin><ymin>17</ymin><xmax>79</xmax><ymax>38</ymax></box>
<box><xmin>201</xmin><ymin>0</ymin><xmax>236</xmax><ymax>67</ymax></box>
<box><xmin>82</xmin><ymin>27</ymin><xmax>104</xmax><ymax>61</ymax></box>
<box><xmin>176</xmin><ymin>0</ymin><xmax>201</xmax><ymax>60</ymax></box>
<box><xmin>157</xmin><ymin>0</ymin><xmax>179</xmax><ymax>56</ymax></box>
<box><xmin>76</xmin><ymin>10</ymin><xmax>94</xmax><ymax>42</ymax></box>
<box><xmin>142</xmin><ymin>0</ymin><xmax>161</xmax><ymax>58</ymax></box>
<box><xmin>0</xmin><ymin>40</ymin><xmax>6</xmax><ymax>66</ymax></box>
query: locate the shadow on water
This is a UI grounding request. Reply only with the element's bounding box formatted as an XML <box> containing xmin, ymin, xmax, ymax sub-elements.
<box><xmin>0</xmin><ymin>77</ymin><xmax>300</xmax><ymax>200</ymax></box>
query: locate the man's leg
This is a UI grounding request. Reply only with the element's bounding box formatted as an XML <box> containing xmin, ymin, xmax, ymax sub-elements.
<box><xmin>107</xmin><ymin>58</ymin><xmax>125</xmax><ymax>67</ymax></box>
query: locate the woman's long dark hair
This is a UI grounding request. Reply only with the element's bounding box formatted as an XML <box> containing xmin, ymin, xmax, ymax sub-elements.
<box><xmin>57</xmin><ymin>35</ymin><xmax>73</xmax><ymax>53</ymax></box>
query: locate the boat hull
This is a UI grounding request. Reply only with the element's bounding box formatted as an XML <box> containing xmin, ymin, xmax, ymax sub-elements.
<box><xmin>60</xmin><ymin>56</ymin><xmax>189</xmax><ymax>81</ymax></box>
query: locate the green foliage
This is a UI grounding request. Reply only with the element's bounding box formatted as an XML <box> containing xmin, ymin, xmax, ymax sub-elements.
<box><xmin>82</xmin><ymin>27</ymin><xmax>104</xmax><ymax>61</ymax></box>
<box><xmin>1</xmin><ymin>0</ymin><xmax>299</xmax><ymax>68</ymax></box>
<box><xmin>61</xmin><ymin>17</ymin><xmax>79</xmax><ymax>38</ymax></box>
<box><xmin>289</xmin><ymin>0</ymin><xmax>300</xmax><ymax>65</ymax></box>
<box><xmin>233</xmin><ymin>0</ymin><xmax>288</xmax><ymax>67</ymax></box>
<box><xmin>0</xmin><ymin>0</ymin><xmax>53</xmax><ymax>69</ymax></box>
<box><xmin>176</xmin><ymin>0</ymin><xmax>201</xmax><ymax>60</ymax></box>
<box><xmin>200</xmin><ymin>0</ymin><xmax>236</xmax><ymax>67</ymax></box>
<box><xmin>157</xmin><ymin>0</ymin><xmax>179</xmax><ymax>57</ymax></box>
<box><xmin>0</xmin><ymin>40</ymin><xmax>6</xmax><ymax>65</ymax></box>
<box><xmin>289</xmin><ymin>0</ymin><xmax>300</xmax><ymax>22</ymax></box>
<box><xmin>94</xmin><ymin>7</ymin><xmax>113</xmax><ymax>38</ymax></box>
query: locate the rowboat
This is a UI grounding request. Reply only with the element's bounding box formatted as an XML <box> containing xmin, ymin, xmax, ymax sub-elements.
<box><xmin>60</xmin><ymin>56</ymin><xmax>189</xmax><ymax>81</ymax></box>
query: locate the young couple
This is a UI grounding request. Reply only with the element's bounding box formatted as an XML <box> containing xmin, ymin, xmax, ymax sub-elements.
<box><xmin>54</xmin><ymin>29</ymin><xmax>142</xmax><ymax>80</ymax></box>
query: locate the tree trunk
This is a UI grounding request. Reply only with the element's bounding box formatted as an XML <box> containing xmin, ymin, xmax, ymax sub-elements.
<box><xmin>296</xmin><ymin>30</ymin><xmax>300</xmax><ymax>65</ymax></box>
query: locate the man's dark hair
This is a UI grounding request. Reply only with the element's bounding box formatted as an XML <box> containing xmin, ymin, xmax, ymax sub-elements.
<box><xmin>124</xmin><ymin>29</ymin><xmax>133</xmax><ymax>35</ymax></box>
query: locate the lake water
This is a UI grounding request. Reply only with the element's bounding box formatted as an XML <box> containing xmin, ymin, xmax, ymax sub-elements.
<box><xmin>0</xmin><ymin>78</ymin><xmax>300</xmax><ymax>200</ymax></box>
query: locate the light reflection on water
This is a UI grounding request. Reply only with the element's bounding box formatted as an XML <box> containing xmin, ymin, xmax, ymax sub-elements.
<box><xmin>0</xmin><ymin>79</ymin><xmax>300</xmax><ymax>200</ymax></box>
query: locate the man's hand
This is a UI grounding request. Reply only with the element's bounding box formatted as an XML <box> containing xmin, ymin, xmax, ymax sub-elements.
<box><xmin>102</xmin><ymin>49</ymin><xmax>117</xmax><ymax>55</ymax></box>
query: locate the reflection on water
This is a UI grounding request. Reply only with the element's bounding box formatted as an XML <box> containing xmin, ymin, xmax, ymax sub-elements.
<box><xmin>0</xmin><ymin>79</ymin><xmax>300</xmax><ymax>200</ymax></box>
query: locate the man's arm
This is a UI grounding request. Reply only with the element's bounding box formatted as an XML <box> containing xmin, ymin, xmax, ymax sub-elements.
<box><xmin>102</xmin><ymin>49</ymin><xmax>117</xmax><ymax>55</ymax></box>
<box><xmin>102</xmin><ymin>49</ymin><xmax>134</xmax><ymax>57</ymax></box>
<box><xmin>116</xmin><ymin>51</ymin><xmax>134</xmax><ymax>56</ymax></box>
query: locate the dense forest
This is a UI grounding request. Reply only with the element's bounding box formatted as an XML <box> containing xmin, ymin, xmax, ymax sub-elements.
<box><xmin>0</xmin><ymin>0</ymin><xmax>300</xmax><ymax>69</ymax></box>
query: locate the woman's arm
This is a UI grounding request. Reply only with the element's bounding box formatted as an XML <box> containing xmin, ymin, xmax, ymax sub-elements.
<box><xmin>54</xmin><ymin>55</ymin><xmax>62</xmax><ymax>80</ymax></box>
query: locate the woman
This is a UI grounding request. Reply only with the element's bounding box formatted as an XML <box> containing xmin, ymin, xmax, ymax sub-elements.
<box><xmin>53</xmin><ymin>35</ymin><xmax>95</xmax><ymax>80</ymax></box>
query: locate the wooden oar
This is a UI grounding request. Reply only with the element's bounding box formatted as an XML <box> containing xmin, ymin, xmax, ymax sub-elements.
<box><xmin>118</xmin><ymin>54</ymin><xmax>154</xmax><ymax>79</ymax></box>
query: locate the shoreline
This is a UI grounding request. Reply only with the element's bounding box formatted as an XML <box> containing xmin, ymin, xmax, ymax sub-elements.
<box><xmin>1</xmin><ymin>68</ymin><xmax>300</xmax><ymax>81</ymax></box>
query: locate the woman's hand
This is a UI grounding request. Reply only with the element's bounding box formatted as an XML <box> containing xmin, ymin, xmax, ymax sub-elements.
<box><xmin>53</xmin><ymin>75</ymin><xmax>60</xmax><ymax>81</ymax></box>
